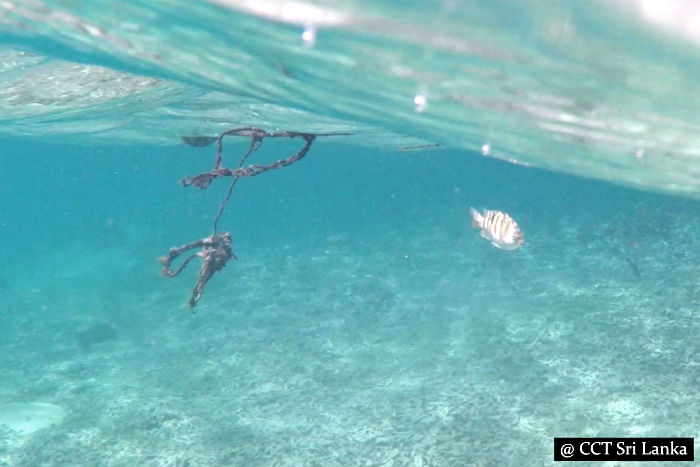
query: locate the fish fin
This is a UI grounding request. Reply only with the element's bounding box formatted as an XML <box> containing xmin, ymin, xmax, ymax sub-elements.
<box><xmin>470</xmin><ymin>207</ymin><xmax>483</xmax><ymax>228</ymax></box>
<box><xmin>490</xmin><ymin>241</ymin><xmax>505</xmax><ymax>249</ymax></box>
<box><xmin>480</xmin><ymin>230</ymin><xmax>490</xmax><ymax>240</ymax></box>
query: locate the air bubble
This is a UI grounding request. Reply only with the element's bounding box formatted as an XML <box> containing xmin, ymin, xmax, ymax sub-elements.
<box><xmin>302</xmin><ymin>24</ymin><xmax>316</xmax><ymax>47</ymax></box>
<box><xmin>413</xmin><ymin>93</ymin><xmax>427</xmax><ymax>112</ymax></box>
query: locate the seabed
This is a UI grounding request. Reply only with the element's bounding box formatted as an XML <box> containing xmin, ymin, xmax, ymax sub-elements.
<box><xmin>0</xmin><ymin>195</ymin><xmax>697</xmax><ymax>466</ymax></box>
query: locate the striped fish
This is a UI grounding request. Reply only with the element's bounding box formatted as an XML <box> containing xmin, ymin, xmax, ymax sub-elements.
<box><xmin>470</xmin><ymin>208</ymin><xmax>524</xmax><ymax>250</ymax></box>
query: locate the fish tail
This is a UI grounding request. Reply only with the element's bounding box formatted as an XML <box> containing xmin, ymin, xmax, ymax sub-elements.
<box><xmin>470</xmin><ymin>207</ymin><xmax>483</xmax><ymax>228</ymax></box>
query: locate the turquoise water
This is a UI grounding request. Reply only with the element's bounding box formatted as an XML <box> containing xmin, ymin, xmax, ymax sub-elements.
<box><xmin>0</xmin><ymin>1</ymin><xmax>699</xmax><ymax>466</ymax></box>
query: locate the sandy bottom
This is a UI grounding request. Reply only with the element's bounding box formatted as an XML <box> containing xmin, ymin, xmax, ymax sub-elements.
<box><xmin>0</xmin><ymin>208</ymin><xmax>698</xmax><ymax>466</ymax></box>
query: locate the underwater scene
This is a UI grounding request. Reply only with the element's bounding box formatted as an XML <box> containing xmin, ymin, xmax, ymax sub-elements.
<box><xmin>0</xmin><ymin>1</ymin><xmax>698</xmax><ymax>466</ymax></box>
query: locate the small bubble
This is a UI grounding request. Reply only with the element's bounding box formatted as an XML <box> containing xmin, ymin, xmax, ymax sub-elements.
<box><xmin>481</xmin><ymin>143</ymin><xmax>490</xmax><ymax>156</ymax></box>
<box><xmin>635</xmin><ymin>148</ymin><xmax>644</xmax><ymax>159</ymax></box>
<box><xmin>302</xmin><ymin>24</ymin><xmax>316</xmax><ymax>46</ymax></box>
<box><xmin>413</xmin><ymin>93</ymin><xmax>427</xmax><ymax>112</ymax></box>
<box><xmin>84</xmin><ymin>24</ymin><xmax>104</xmax><ymax>37</ymax></box>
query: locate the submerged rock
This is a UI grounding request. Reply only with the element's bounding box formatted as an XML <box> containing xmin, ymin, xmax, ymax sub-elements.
<box><xmin>0</xmin><ymin>402</ymin><xmax>65</xmax><ymax>435</ymax></box>
<box><xmin>77</xmin><ymin>322</ymin><xmax>118</xmax><ymax>352</ymax></box>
